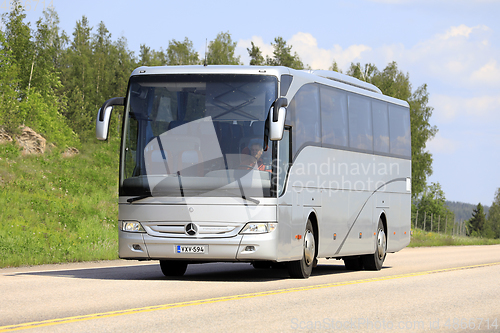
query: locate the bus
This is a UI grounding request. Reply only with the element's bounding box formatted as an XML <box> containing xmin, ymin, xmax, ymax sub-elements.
<box><xmin>96</xmin><ymin>65</ymin><xmax>411</xmax><ymax>278</ymax></box>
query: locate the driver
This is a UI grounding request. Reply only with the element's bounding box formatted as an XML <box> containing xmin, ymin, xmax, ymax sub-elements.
<box><xmin>240</xmin><ymin>141</ymin><xmax>268</xmax><ymax>171</ymax></box>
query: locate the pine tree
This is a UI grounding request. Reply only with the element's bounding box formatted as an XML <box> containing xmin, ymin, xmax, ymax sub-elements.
<box><xmin>485</xmin><ymin>189</ymin><xmax>500</xmax><ymax>239</ymax></box>
<box><xmin>329</xmin><ymin>60</ymin><xmax>342</xmax><ymax>73</ymax></box>
<box><xmin>247</xmin><ymin>41</ymin><xmax>264</xmax><ymax>66</ymax></box>
<box><xmin>467</xmin><ymin>203</ymin><xmax>486</xmax><ymax>237</ymax></box>
<box><xmin>266</xmin><ymin>37</ymin><xmax>303</xmax><ymax>69</ymax></box>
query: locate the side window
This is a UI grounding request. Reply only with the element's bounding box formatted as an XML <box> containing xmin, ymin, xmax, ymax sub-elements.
<box><xmin>320</xmin><ymin>86</ymin><xmax>348</xmax><ymax>147</ymax></box>
<box><xmin>372</xmin><ymin>100</ymin><xmax>390</xmax><ymax>154</ymax></box>
<box><xmin>348</xmin><ymin>94</ymin><xmax>373</xmax><ymax>152</ymax></box>
<box><xmin>389</xmin><ymin>105</ymin><xmax>411</xmax><ymax>157</ymax></box>
<box><xmin>288</xmin><ymin>84</ymin><xmax>321</xmax><ymax>155</ymax></box>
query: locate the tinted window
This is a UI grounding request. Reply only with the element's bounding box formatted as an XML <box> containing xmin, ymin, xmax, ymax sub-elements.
<box><xmin>372</xmin><ymin>100</ymin><xmax>390</xmax><ymax>153</ymax></box>
<box><xmin>288</xmin><ymin>84</ymin><xmax>321</xmax><ymax>155</ymax></box>
<box><xmin>389</xmin><ymin>105</ymin><xmax>411</xmax><ymax>157</ymax></box>
<box><xmin>348</xmin><ymin>94</ymin><xmax>373</xmax><ymax>152</ymax></box>
<box><xmin>320</xmin><ymin>86</ymin><xmax>348</xmax><ymax>147</ymax></box>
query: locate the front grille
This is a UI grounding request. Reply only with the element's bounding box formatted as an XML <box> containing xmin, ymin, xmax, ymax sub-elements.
<box><xmin>143</xmin><ymin>222</ymin><xmax>240</xmax><ymax>238</ymax></box>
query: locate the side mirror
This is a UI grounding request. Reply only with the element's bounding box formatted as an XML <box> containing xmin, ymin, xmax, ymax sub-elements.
<box><xmin>269</xmin><ymin>98</ymin><xmax>287</xmax><ymax>141</ymax></box>
<box><xmin>96</xmin><ymin>97</ymin><xmax>125</xmax><ymax>141</ymax></box>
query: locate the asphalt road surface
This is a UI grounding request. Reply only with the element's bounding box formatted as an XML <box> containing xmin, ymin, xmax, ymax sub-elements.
<box><xmin>1</xmin><ymin>245</ymin><xmax>500</xmax><ymax>332</ymax></box>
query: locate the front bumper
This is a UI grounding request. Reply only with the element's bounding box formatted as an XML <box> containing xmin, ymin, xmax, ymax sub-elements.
<box><xmin>118</xmin><ymin>228</ymin><xmax>279</xmax><ymax>262</ymax></box>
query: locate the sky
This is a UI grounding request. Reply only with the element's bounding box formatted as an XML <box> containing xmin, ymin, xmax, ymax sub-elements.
<box><xmin>5</xmin><ymin>0</ymin><xmax>500</xmax><ymax>206</ymax></box>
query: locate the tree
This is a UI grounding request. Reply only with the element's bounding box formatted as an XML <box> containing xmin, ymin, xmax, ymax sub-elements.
<box><xmin>207</xmin><ymin>31</ymin><xmax>241</xmax><ymax>65</ymax></box>
<box><xmin>60</xmin><ymin>16</ymin><xmax>93</xmax><ymax>135</ymax></box>
<box><xmin>166</xmin><ymin>37</ymin><xmax>199</xmax><ymax>65</ymax></box>
<box><xmin>138</xmin><ymin>44</ymin><xmax>166</xmax><ymax>66</ymax></box>
<box><xmin>346</xmin><ymin>62</ymin><xmax>376</xmax><ymax>82</ymax></box>
<box><xmin>415</xmin><ymin>182</ymin><xmax>454</xmax><ymax>232</ymax></box>
<box><xmin>266</xmin><ymin>37</ymin><xmax>303</xmax><ymax>69</ymax></box>
<box><xmin>2</xmin><ymin>0</ymin><xmax>34</xmax><ymax>96</ymax></box>
<box><xmin>329</xmin><ymin>60</ymin><xmax>342</xmax><ymax>73</ymax></box>
<box><xmin>408</xmin><ymin>84</ymin><xmax>437</xmax><ymax>198</ymax></box>
<box><xmin>0</xmin><ymin>30</ymin><xmax>20</xmax><ymax>132</ymax></box>
<box><xmin>247</xmin><ymin>41</ymin><xmax>264</xmax><ymax>66</ymax></box>
<box><xmin>485</xmin><ymin>188</ymin><xmax>500</xmax><ymax>239</ymax></box>
<box><xmin>466</xmin><ymin>203</ymin><xmax>486</xmax><ymax>237</ymax></box>
<box><xmin>29</xmin><ymin>8</ymin><xmax>65</xmax><ymax>98</ymax></box>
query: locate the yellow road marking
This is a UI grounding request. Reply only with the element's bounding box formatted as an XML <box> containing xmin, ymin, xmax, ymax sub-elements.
<box><xmin>1</xmin><ymin>261</ymin><xmax>499</xmax><ymax>332</ymax></box>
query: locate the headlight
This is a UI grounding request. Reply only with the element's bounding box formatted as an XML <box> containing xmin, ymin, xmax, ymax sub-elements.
<box><xmin>121</xmin><ymin>221</ymin><xmax>146</xmax><ymax>233</ymax></box>
<box><xmin>240</xmin><ymin>222</ymin><xmax>277</xmax><ymax>234</ymax></box>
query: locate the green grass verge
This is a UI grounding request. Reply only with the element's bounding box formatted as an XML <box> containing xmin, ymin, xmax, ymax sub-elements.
<box><xmin>409</xmin><ymin>228</ymin><xmax>500</xmax><ymax>247</ymax></box>
<box><xmin>0</xmin><ymin>139</ymin><xmax>120</xmax><ymax>268</ymax></box>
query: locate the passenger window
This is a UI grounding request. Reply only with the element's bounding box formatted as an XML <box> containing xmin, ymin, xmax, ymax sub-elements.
<box><xmin>288</xmin><ymin>84</ymin><xmax>321</xmax><ymax>155</ymax></box>
<box><xmin>372</xmin><ymin>100</ymin><xmax>390</xmax><ymax>154</ymax></box>
<box><xmin>320</xmin><ymin>87</ymin><xmax>348</xmax><ymax>147</ymax></box>
<box><xmin>389</xmin><ymin>105</ymin><xmax>411</xmax><ymax>157</ymax></box>
<box><xmin>348</xmin><ymin>94</ymin><xmax>373</xmax><ymax>152</ymax></box>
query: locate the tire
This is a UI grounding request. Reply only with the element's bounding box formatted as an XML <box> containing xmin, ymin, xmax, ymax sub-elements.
<box><xmin>287</xmin><ymin>219</ymin><xmax>316</xmax><ymax>279</ymax></box>
<box><xmin>343</xmin><ymin>256</ymin><xmax>363</xmax><ymax>270</ymax></box>
<box><xmin>362</xmin><ymin>218</ymin><xmax>387</xmax><ymax>271</ymax></box>
<box><xmin>159</xmin><ymin>260</ymin><xmax>188</xmax><ymax>277</ymax></box>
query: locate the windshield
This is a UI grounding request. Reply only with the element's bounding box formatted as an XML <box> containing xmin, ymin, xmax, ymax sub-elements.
<box><xmin>120</xmin><ymin>74</ymin><xmax>278</xmax><ymax>199</ymax></box>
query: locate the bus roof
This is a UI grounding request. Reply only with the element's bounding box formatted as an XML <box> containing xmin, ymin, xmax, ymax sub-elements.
<box><xmin>129</xmin><ymin>65</ymin><xmax>407</xmax><ymax>107</ymax></box>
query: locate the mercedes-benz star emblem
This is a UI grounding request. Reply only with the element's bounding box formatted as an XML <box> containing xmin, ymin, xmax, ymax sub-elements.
<box><xmin>185</xmin><ymin>223</ymin><xmax>198</xmax><ymax>236</ymax></box>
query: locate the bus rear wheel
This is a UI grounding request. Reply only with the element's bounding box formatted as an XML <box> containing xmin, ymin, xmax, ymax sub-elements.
<box><xmin>159</xmin><ymin>260</ymin><xmax>188</xmax><ymax>277</ymax></box>
<box><xmin>362</xmin><ymin>218</ymin><xmax>386</xmax><ymax>271</ymax></box>
<box><xmin>287</xmin><ymin>219</ymin><xmax>316</xmax><ymax>279</ymax></box>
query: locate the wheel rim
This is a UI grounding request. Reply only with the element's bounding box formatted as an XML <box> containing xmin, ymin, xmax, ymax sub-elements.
<box><xmin>377</xmin><ymin>228</ymin><xmax>386</xmax><ymax>260</ymax></box>
<box><xmin>304</xmin><ymin>229</ymin><xmax>315</xmax><ymax>266</ymax></box>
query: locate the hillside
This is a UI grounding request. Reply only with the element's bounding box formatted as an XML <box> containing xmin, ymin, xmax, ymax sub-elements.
<box><xmin>0</xmin><ymin>137</ymin><xmax>120</xmax><ymax>267</ymax></box>
<box><xmin>445</xmin><ymin>200</ymin><xmax>490</xmax><ymax>222</ymax></box>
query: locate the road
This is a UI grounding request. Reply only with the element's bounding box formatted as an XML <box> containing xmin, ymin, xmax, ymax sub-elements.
<box><xmin>1</xmin><ymin>245</ymin><xmax>500</xmax><ymax>332</ymax></box>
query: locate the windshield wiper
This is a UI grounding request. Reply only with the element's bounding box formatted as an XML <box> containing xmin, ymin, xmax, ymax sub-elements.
<box><xmin>241</xmin><ymin>195</ymin><xmax>260</xmax><ymax>205</ymax></box>
<box><xmin>127</xmin><ymin>194</ymin><xmax>152</xmax><ymax>203</ymax></box>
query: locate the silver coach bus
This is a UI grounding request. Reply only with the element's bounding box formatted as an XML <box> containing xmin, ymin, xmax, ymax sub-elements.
<box><xmin>96</xmin><ymin>65</ymin><xmax>411</xmax><ymax>278</ymax></box>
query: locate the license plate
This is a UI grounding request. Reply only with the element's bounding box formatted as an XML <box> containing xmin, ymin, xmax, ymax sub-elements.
<box><xmin>176</xmin><ymin>245</ymin><xmax>206</xmax><ymax>254</ymax></box>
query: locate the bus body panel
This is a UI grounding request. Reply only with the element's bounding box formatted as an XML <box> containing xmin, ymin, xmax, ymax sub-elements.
<box><xmin>281</xmin><ymin>146</ymin><xmax>411</xmax><ymax>259</ymax></box>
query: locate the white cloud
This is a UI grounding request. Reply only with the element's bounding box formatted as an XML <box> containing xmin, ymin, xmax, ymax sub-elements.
<box><xmin>374</xmin><ymin>24</ymin><xmax>496</xmax><ymax>90</ymax></box>
<box><xmin>431</xmin><ymin>94</ymin><xmax>500</xmax><ymax>123</ymax></box>
<box><xmin>471</xmin><ymin>59</ymin><xmax>500</xmax><ymax>85</ymax></box>
<box><xmin>290</xmin><ymin>32</ymin><xmax>372</xmax><ymax>70</ymax></box>
<box><xmin>236</xmin><ymin>36</ymin><xmax>275</xmax><ymax>66</ymax></box>
<box><xmin>427</xmin><ymin>133</ymin><xmax>458</xmax><ymax>154</ymax></box>
<box><xmin>438</xmin><ymin>24</ymin><xmax>478</xmax><ymax>39</ymax></box>
<box><xmin>237</xmin><ymin>32</ymin><xmax>371</xmax><ymax>70</ymax></box>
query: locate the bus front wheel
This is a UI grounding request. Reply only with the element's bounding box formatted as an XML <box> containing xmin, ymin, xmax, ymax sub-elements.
<box><xmin>159</xmin><ymin>260</ymin><xmax>188</xmax><ymax>277</ymax></box>
<box><xmin>287</xmin><ymin>219</ymin><xmax>316</xmax><ymax>279</ymax></box>
<box><xmin>362</xmin><ymin>218</ymin><xmax>386</xmax><ymax>270</ymax></box>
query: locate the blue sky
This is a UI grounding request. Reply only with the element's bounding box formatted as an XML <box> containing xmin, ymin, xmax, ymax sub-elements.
<box><xmin>6</xmin><ymin>0</ymin><xmax>500</xmax><ymax>206</ymax></box>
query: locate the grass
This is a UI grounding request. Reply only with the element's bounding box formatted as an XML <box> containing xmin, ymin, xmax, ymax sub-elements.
<box><xmin>409</xmin><ymin>228</ymin><xmax>500</xmax><ymax>247</ymax></box>
<box><xmin>0</xmin><ymin>138</ymin><xmax>120</xmax><ymax>268</ymax></box>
